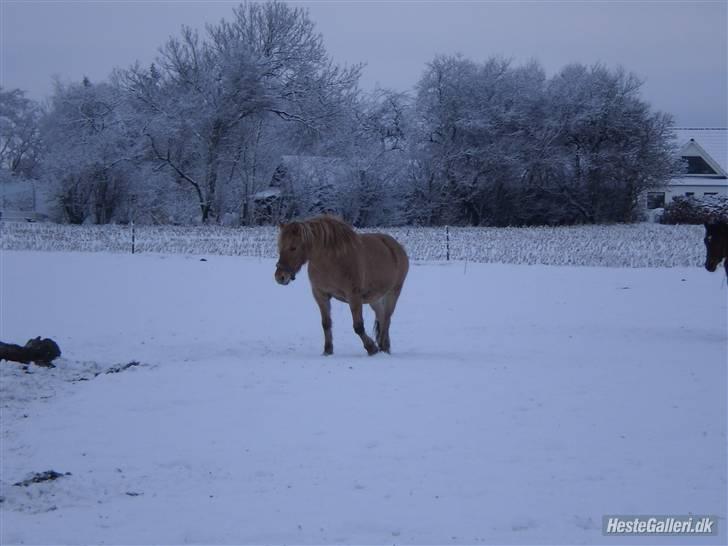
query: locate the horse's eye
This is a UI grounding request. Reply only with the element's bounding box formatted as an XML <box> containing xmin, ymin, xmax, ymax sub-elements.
<box><xmin>289</xmin><ymin>246</ymin><xmax>297</xmax><ymax>252</ymax></box>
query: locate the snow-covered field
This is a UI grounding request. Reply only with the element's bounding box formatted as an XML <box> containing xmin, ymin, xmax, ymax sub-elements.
<box><xmin>1</xmin><ymin>250</ymin><xmax>726</xmax><ymax>544</ymax></box>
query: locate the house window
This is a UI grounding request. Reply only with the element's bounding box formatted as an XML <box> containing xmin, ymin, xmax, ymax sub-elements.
<box><xmin>685</xmin><ymin>192</ymin><xmax>695</xmax><ymax>197</ymax></box>
<box><xmin>646</xmin><ymin>192</ymin><xmax>666</xmax><ymax>209</ymax></box>
<box><xmin>682</xmin><ymin>156</ymin><xmax>718</xmax><ymax>175</ymax></box>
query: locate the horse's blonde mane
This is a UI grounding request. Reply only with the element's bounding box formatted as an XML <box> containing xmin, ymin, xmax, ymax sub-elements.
<box><xmin>283</xmin><ymin>215</ymin><xmax>359</xmax><ymax>254</ymax></box>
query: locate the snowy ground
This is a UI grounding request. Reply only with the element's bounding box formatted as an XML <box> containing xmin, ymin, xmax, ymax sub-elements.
<box><xmin>1</xmin><ymin>250</ymin><xmax>726</xmax><ymax>545</ymax></box>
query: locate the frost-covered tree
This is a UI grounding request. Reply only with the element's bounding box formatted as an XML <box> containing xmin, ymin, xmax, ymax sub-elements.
<box><xmin>307</xmin><ymin>88</ymin><xmax>412</xmax><ymax>226</ymax></box>
<box><xmin>0</xmin><ymin>87</ymin><xmax>43</xmax><ymax>179</ymax></box>
<box><xmin>532</xmin><ymin>63</ymin><xmax>678</xmax><ymax>223</ymax></box>
<box><xmin>30</xmin><ymin>3</ymin><xmax>677</xmax><ymax>228</ymax></box>
<box><xmin>40</xmin><ymin>78</ymin><xmax>138</xmax><ymax>224</ymax></box>
<box><xmin>119</xmin><ymin>1</ymin><xmax>360</xmax><ymax>224</ymax></box>
<box><xmin>409</xmin><ymin>56</ymin><xmax>546</xmax><ymax>225</ymax></box>
<box><xmin>409</xmin><ymin>57</ymin><xmax>676</xmax><ymax>226</ymax></box>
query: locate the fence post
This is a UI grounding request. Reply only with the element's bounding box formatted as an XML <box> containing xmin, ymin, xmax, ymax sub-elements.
<box><xmin>446</xmin><ymin>225</ymin><xmax>450</xmax><ymax>261</ymax></box>
<box><xmin>130</xmin><ymin>195</ymin><xmax>137</xmax><ymax>255</ymax></box>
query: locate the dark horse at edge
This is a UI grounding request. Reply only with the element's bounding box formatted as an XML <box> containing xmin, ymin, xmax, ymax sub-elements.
<box><xmin>703</xmin><ymin>222</ymin><xmax>728</xmax><ymax>276</ymax></box>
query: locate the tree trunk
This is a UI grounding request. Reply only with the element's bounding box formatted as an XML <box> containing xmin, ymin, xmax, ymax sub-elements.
<box><xmin>203</xmin><ymin>120</ymin><xmax>224</xmax><ymax>224</ymax></box>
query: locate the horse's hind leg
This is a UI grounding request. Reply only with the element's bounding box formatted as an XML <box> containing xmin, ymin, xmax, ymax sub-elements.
<box><xmin>379</xmin><ymin>284</ymin><xmax>404</xmax><ymax>353</ymax></box>
<box><xmin>312</xmin><ymin>287</ymin><xmax>333</xmax><ymax>355</ymax></box>
<box><xmin>369</xmin><ymin>298</ymin><xmax>386</xmax><ymax>351</ymax></box>
<box><xmin>350</xmin><ymin>297</ymin><xmax>378</xmax><ymax>356</ymax></box>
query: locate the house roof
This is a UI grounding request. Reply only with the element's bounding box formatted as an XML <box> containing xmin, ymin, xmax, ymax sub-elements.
<box><xmin>674</xmin><ymin>128</ymin><xmax>727</xmax><ymax>174</ymax></box>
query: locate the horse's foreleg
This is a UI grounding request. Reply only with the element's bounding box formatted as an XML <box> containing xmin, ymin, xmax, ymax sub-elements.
<box><xmin>350</xmin><ymin>297</ymin><xmax>378</xmax><ymax>356</ymax></box>
<box><xmin>312</xmin><ymin>288</ymin><xmax>333</xmax><ymax>355</ymax></box>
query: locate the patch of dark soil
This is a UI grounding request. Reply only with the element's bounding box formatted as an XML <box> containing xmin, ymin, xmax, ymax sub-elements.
<box><xmin>101</xmin><ymin>361</ymin><xmax>140</xmax><ymax>375</ymax></box>
<box><xmin>13</xmin><ymin>470</ymin><xmax>71</xmax><ymax>487</ymax></box>
<box><xmin>68</xmin><ymin>361</ymin><xmax>142</xmax><ymax>383</ymax></box>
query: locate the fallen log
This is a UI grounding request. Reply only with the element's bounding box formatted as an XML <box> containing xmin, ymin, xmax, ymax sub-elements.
<box><xmin>0</xmin><ymin>337</ymin><xmax>61</xmax><ymax>367</ymax></box>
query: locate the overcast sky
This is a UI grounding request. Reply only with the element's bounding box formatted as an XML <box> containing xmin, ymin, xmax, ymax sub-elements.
<box><xmin>2</xmin><ymin>1</ymin><xmax>726</xmax><ymax>126</ymax></box>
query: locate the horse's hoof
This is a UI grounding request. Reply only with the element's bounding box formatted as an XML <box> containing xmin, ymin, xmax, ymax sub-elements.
<box><xmin>366</xmin><ymin>345</ymin><xmax>379</xmax><ymax>356</ymax></box>
<box><xmin>323</xmin><ymin>348</ymin><xmax>333</xmax><ymax>356</ymax></box>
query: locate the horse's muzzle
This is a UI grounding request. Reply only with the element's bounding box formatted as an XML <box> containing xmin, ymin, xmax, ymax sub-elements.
<box><xmin>275</xmin><ymin>263</ymin><xmax>296</xmax><ymax>285</ymax></box>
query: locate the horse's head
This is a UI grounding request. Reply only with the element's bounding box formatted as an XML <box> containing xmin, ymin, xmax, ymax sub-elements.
<box><xmin>275</xmin><ymin>222</ymin><xmax>308</xmax><ymax>285</ymax></box>
<box><xmin>703</xmin><ymin>222</ymin><xmax>728</xmax><ymax>273</ymax></box>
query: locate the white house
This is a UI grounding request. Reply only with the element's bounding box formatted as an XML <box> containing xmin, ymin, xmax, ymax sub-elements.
<box><xmin>646</xmin><ymin>127</ymin><xmax>728</xmax><ymax>210</ymax></box>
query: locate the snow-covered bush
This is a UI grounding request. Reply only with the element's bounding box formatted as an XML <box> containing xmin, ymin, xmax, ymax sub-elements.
<box><xmin>660</xmin><ymin>195</ymin><xmax>728</xmax><ymax>224</ymax></box>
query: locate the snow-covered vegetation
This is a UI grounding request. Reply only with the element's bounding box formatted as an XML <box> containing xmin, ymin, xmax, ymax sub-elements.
<box><xmin>1</xmin><ymin>1</ymin><xmax>677</xmax><ymax>228</ymax></box>
<box><xmin>661</xmin><ymin>194</ymin><xmax>728</xmax><ymax>224</ymax></box>
<box><xmin>0</xmin><ymin>221</ymin><xmax>705</xmax><ymax>268</ymax></box>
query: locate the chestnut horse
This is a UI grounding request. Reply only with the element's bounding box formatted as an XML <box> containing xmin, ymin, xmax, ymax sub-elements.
<box><xmin>275</xmin><ymin>216</ymin><xmax>409</xmax><ymax>356</ymax></box>
<box><xmin>704</xmin><ymin>222</ymin><xmax>728</xmax><ymax>276</ymax></box>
